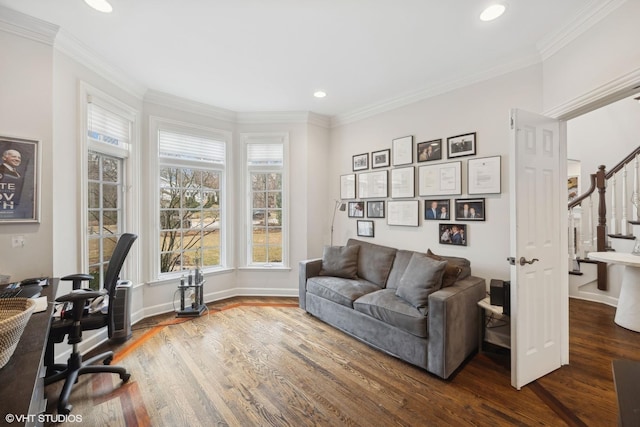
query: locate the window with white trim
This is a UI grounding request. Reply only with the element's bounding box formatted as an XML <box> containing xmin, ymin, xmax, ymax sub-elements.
<box><xmin>158</xmin><ymin>129</ymin><xmax>225</xmax><ymax>274</ymax></box>
<box><xmin>245</xmin><ymin>136</ymin><xmax>287</xmax><ymax>267</ymax></box>
<box><xmin>86</xmin><ymin>102</ymin><xmax>131</xmax><ymax>290</ymax></box>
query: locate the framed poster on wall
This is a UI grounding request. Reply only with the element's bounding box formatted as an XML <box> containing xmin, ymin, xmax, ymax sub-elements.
<box><xmin>0</xmin><ymin>136</ymin><xmax>39</xmax><ymax>223</ymax></box>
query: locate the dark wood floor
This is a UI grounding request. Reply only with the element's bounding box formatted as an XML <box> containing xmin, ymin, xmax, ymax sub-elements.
<box><xmin>44</xmin><ymin>297</ymin><xmax>636</xmax><ymax>426</ymax></box>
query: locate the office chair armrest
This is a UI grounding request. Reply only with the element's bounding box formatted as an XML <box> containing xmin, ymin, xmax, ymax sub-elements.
<box><xmin>56</xmin><ymin>289</ymin><xmax>105</xmax><ymax>321</ymax></box>
<box><xmin>61</xmin><ymin>273</ymin><xmax>94</xmax><ymax>290</ymax></box>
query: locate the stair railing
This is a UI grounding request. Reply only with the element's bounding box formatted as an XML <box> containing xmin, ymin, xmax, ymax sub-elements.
<box><xmin>568</xmin><ymin>146</ymin><xmax>640</xmax><ymax>291</ymax></box>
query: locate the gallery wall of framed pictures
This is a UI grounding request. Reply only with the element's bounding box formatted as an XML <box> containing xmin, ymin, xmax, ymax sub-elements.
<box><xmin>339</xmin><ymin>131</ymin><xmax>501</xmax><ymax>244</ymax></box>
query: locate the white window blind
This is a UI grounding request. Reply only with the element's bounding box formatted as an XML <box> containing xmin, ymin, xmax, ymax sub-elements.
<box><xmin>159</xmin><ymin>130</ymin><xmax>225</xmax><ymax>164</ymax></box>
<box><xmin>247</xmin><ymin>143</ymin><xmax>283</xmax><ymax>166</ymax></box>
<box><xmin>88</xmin><ymin>102</ymin><xmax>131</xmax><ymax>151</ymax></box>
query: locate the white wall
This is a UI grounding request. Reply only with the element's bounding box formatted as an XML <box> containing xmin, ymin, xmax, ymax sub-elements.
<box><xmin>0</xmin><ymin>30</ymin><xmax>54</xmax><ymax>281</ymax></box>
<box><xmin>543</xmin><ymin>0</ymin><xmax>640</xmax><ymax>115</ymax></box>
<box><xmin>330</xmin><ymin>65</ymin><xmax>543</xmax><ymax>283</ymax></box>
<box><xmin>568</xmin><ymin>94</ymin><xmax>640</xmax><ymax>193</ymax></box>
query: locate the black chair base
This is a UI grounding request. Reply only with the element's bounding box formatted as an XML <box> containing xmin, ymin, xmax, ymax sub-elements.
<box><xmin>45</xmin><ymin>350</ymin><xmax>130</xmax><ymax>415</ymax></box>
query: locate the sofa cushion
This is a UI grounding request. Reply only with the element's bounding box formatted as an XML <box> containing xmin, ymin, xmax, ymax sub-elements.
<box><xmin>427</xmin><ymin>249</ymin><xmax>471</xmax><ymax>280</ymax></box>
<box><xmin>395</xmin><ymin>253</ymin><xmax>447</xmax><ymax>309</ymax></box>
<box><xmin>354</xmin><ymin>289</ymin><xmax>428</xmax><ymax>337</ymax></box>
<box><xmin>386</xmin><ymin>250</ymin><xmax>417</xmax><ymax>290</ymax></box>
<box><xmin>319</xmin><ymin>245</ymin><xmax>360</xmax><ymax>279</ymax></box>
<box><xmin>347</xmin><ymin>239</ymin><xmax>396</xmax><ymax>287</ymax></box>
<box><xmin>307</xmin><ymin>276</ymin><xmax>382</xmax><ymax>308</ymax></box>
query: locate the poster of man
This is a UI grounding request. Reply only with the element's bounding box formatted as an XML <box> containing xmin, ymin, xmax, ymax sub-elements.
<box><xmin>0</xmin><ymin>136</ymin><xmax>39</xmax><ymax>222</ymax></box>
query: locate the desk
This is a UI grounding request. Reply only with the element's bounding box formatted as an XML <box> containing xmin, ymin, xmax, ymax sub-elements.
<box><xmin>0</xmin><ymin>279</ymin><xmax>57</xmax><ymax>426</ymax></box>
<box><xmin>588</xmin><ymin>252</ymin><xmax>640</xmax><ymax>332</ymax></box>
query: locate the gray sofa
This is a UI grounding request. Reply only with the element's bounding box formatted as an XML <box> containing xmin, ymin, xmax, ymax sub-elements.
<box><xmin>299</xmin><ymin>238</ymin><xmax>486</xmax><ymax>379</ymax></box>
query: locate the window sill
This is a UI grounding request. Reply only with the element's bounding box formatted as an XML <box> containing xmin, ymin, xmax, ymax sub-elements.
<box><xmin>238</xmin><ymin>266</ymin><xmax>292</xmax><ymax>272</ymax></box>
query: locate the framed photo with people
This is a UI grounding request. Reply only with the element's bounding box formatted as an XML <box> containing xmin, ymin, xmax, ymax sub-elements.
<box><xmin>0</xmin><ymin>135</ymin><xmax>39</xmax><ymax>223</ymax></box>
<box><xmin>439</xmin><ymin>223</ymin><xmax>467</xmax><ymax>246</ymax></box>
<box><xmin>348</xmin><ymin>201</ymin><xmax>365</xmax><ymax>218</ymax></box>
<box><xmin>424</xmin><ymin>199</ymin><xmax>450</xmax><ymax>220</ymax></box>
<box><xmin>417</xmin><ymin>139</ymin><xmax>442</xmax><ymax>162</ymax></box>
<box><xmin>454</xmin><ymin>198</ymin><xmax>485</xmax><ymax>221</ymax></box>
<box><xmin>447</xmin><ymin>132</ymin><xmax>476</xmax><ymax>158</ymax></box>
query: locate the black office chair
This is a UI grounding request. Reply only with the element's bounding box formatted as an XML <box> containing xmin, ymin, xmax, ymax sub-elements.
<box><xmin>45</xmin><ymin>233</ymin><xmax>137</xmax><ymax>415</ymax></box>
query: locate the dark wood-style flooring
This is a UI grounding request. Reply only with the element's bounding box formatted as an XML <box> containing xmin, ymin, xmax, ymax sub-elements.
<box><xmin>44</xmin><ymin>297</ymin><xmax>637</xmax><ymax>426</ymax></box>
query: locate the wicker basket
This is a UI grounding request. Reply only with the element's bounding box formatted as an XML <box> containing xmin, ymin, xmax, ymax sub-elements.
<box><xmin>0</xmin><ymin>298</ymin><xmax>36</xmax><ymax>369</ymax></box>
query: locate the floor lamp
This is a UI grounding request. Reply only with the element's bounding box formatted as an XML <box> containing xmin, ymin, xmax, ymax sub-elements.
<box><xmin>331</xmin><ymin>200</ymin><xmax>346</xmax><ymax>246</ymax></box>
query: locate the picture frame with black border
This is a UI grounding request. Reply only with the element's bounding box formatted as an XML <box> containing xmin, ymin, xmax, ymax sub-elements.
<box><xmin>424</xmin><ymin>199</ymin><xmax>450</xmax><ymax>220</ymax></box>
<box><xmin>353</xmin><ymin>153</ymin><xmax>369</xmax><ymax>171</ymax></box>
<box><xmin>454</xmin><ymin>198</ymin><xmax>485</xmax><ymax>221</ymax></box>
<box><xmin>392</xmin><ymin>135</ymin><xmax>413</xmax><ymax>166</ymax></box>
<box><xmin>340</xmin><ymin>173</ymin><xmax>356</xmax><ymax>199</ymax></box>
<box><xmin>390</xmin><ymin>166</ymin><xmax>415</xmax><ymax>198</ymax></box>
<box><xmin>418</xmin><ymin>161</ymin><xmax>462</xmax><ymax>196</ymax></box>
<box><xmin>357</xmin><ymin>220</ymin><xmax>375</xmax><ymax>238</ymax></box>
<box><xmin>387</xmin><ymin>200</ymin><xmax>419</xmax><ymax>227</ymax></box>
<box><xmin>447</xmin><ymin>132</ymin><xmax>476</xmax><ymax>158</ymax></box>
<box><xmin>417</xmin><ymin>139</ymin><xmax>442</xmax><ymax>162</ymax></box>
<box><xmin>371</xmin><ymin>149</ymin><xmax>390</xmax><ymax>169</ymax></box>
<box><xmin>348</xmin><ymin>201</ymin><xmax>365</xmax><ymax>218</ymax></box>
<box><xmin>439</xmin><ymin>223</ymin><xmax>467</xmax><ymax>246</ymax></box>
<box><xmin>358</xmin><ymin>170</ymin><xmax>388</xmax><ymax>199</ymax></box>
<box><xmin>367</xmin><ymin>200</ymin><xmax>385</xmax><ymax>218</ymax></box>
<box><xmin>468</xmin><ymin>155</ymin><xmax>501</xmax><ymax>194</ymax></box>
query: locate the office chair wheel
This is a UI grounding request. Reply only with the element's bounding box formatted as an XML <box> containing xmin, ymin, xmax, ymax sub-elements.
<box><xmin>60</xmin><ymin>404</ymin><xmax>72</xmax><ymax>415</ymax></box>
<box><xmin>121</xmin><ymin>372</ymin><xmax>131</xmax><ymax>383</ymax></box>
<box><xmin>103</xmin><ymin>355</ymin><xmax>113</xmax><ymax>365</ymax></box>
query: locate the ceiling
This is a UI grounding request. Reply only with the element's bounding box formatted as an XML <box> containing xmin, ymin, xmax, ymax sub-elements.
<box><xmin>0</xmin><ymin>0</ymin><xmax>608</xmax><ymax>118</ymax></box>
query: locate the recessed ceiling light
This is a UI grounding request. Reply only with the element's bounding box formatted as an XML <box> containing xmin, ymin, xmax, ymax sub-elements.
<box><xmin>84</xmin><ymin>0</ymin><xmax>113</xmax><ymax>13</ymax></box>
<box><xmin>480</xmin><ymin>4</ymin><xmax>506</xmax><ymax>21</ymax></box>
<box><xmin>313</xmin><ymin>91</ymin><xmax>327</xmax><ymax>98</ymax></box>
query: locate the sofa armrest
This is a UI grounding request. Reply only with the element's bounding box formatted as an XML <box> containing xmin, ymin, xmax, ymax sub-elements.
<box><xmin>298</xmin><ymin>258</ymin><xmax>322</xmax><ymax>310</ymax></box>
<box><xmin>427</xmin><ymin>275</ymin><xmax>486</xmax><ymax>379</ymax></box>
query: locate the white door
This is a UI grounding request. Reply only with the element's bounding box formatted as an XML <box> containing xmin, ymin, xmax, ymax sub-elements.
<box><xmin>509</xmin><ymin>108</ymin><xmax>568</xmax><ymax>389</ymax></box>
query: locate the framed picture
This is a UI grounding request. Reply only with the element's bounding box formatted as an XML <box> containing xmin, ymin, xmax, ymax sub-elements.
<box><xmin>447</xmin><ymin>132</ymin><xmax>476</xmax><ymax>158</ymax></box>
<box><xmin>357</xmin><ymin>220</ymin><xmax>375</xmax><ymax>238</ymax></box>
<box><xmin>371</xmin><ymin>149</ymin><xmax>390</xmax><ymax>169</ymax></box>
<box><xmin>340</xmin><ymin>174</ymin><xmax>356</xmax><ymax>199</ymax></box>
<box><xmin>358</xmin><ymin>170</ymin><xmax>388</xmax><ymax>199</ymax></box>
<box><xmin>424</xmin><ymin>199</ymin><xmax>450</xmax><ymax>220</ymax></box>
<box><xmin>417</xmin><ymin>139</ymin><xmax>442</xmax><ymax>162</ymax></box>
<box><xmin>390</xmin><ymin>166</ymin><xmax>415</xmax><ymax>198</ymax></box>
<box><xmin>0</xmin><ymin>136</ymin><xmax>40</xmax><ymax>223</ymax></box>
<box><xmin>348</xmin><ymin>201</ymin><xmax>365</xmax><ymax>218</ymax></box>
<box><xmin>353</xmin><ymin>153</ymin><xmax>369</xmax><ymax>171</ymax></box>
<box><xmin>367</xmin><ymin>201</ymin><xmax>385</xmax><ymax>218</ymax></box>
<box><xmin>439</xmin><ymin>223</ymin><xmax>467</xmax><ymax>246</ymax></box>
<box><xmin>455</xmin><ymin>198</ymin><xmax>486</xmax><ymax>221</ymax></box>
<box><xmin>418</xmin><ymin>161</ymin><xmax>462</xmax><ymax>196</ymax></box>
<box><xmin>468</xmin><ymin>156</ymin><xmax>501</xmax><ymax>194</ymax></box>
<box><xmin>392</xmin><ymin>135</ymin><xmax>413</xmax><ymax>166</ymax></box>
<box><xmin>387</xmin><ymin>200</ymin><xmax>419</xmax><ymax>227</ymax></box>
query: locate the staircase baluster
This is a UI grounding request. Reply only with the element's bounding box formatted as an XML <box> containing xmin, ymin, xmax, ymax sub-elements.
<box><xmin>610</xmin><ymin>173</ymin><xmax>617</xmax><ymax>235</ymax></box>
<box><xmin>633</xmin><ymin>154</ymin><xmax>639</xmax><ymax>222</ymax></box>
<box><xmin>587</xmin><ymin>194</ymin><xmax>594</xmax><ymax>257</ymax></box>
<box><xmin>621</xmin><ymin>165</ymin><xmax>628</xmax><ymax>235</ymax></box>
<box><xmin>568</xmin><ymin>208</ymin><xmax>576</xmax><ymax>266</ymax></box>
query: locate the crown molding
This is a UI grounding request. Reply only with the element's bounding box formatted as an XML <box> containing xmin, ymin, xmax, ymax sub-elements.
<box><xmin>0</xmin><ymin>5</ymin><xmax>58</xmax><ymax>46</ymax></box>
<box><xmin>331</xmin><ymin>53</ymin><xmax>541</xmax><ymax>128</ymax></box>
<box><xmin>537</xmin><ymin>0</ymin><xmax>627</xmax><ymax>61</ymax></box>
<box><xmin>237</xmin><ymin>111</ymin><xmax>331</xmax><ymax>128</ymax></box>
<box><xmin>55</xmin><ymin>29</ymin><xmax>146</xmax><ymax>100</ymax></box>
<box><xmin>144</xmin><ymin>90</ymin><xmax>237</xmax><ymax>123</ymax></box>
<box><xmin>544</xmin><ymin>66</ymin><xmax>640</xmax><ymax>120</ymax></box>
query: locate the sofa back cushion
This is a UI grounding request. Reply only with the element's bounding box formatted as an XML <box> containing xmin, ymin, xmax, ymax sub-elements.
<box><xmin>319</xmin><ymin>245</ymin><xmax>360</xmax><ymax>279</ymax></box>
<box><xmin>395</xmin><ymin>253</ymin><xmax>447</xmax><ymax>309</ymax></box>
<box><xmin>386</xmin><ymin>250</ymin><xmax>415</xmax><ymax>290</ymax></box>
<box><xmin>347</xmin><ymin>239</ymin><xmax>396</xmax><ymax>287</ymax></box>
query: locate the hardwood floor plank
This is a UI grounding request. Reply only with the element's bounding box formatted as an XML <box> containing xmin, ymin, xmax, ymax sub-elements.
<box><xmin>45</xmin><ymin>297</ymin><xmax>639</xmax><ymax>426</ymax></box>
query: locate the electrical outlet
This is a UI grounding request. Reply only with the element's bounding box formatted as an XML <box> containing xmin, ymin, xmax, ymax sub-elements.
<box><xmin>11</xmin><ymin>235</ymin><xmax>24</xmax><ymax>248</ymax></box>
